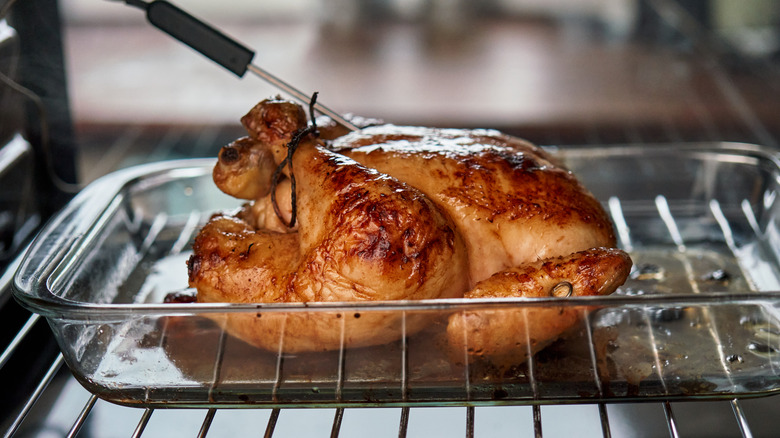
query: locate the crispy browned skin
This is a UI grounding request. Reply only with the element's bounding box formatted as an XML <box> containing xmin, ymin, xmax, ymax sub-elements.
<box><xmin>212</xmin><ymin>136</ymin><xmax>276</xmax><ymax>200</ymax></box>
<box><xmin>212</xmin><ymin>97</ymin><xmax>306</xmax><ymax>201</ymax></box>
<box><xmin>240</xmin><ymin>96</ymin><xmax>307</xmax><ymax>144</ymax></box>
<box><xmin>329</xmin><ymin>126</ymin><xmax>616</xmax><ymax>284</ymax></box>
<box><xmin>190</xmin><ymin>98</ymin><xmax>631</xmax><ymax>359</ymax></box>
<box><xmin>447</xmin><ymin>248</ymin><xmax>632</xmax><ymax>364</ymax></box>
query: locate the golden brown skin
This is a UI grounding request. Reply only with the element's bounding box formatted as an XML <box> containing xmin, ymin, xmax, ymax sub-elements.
<box><xmin>447</xmin><ymin>248</ymin><xmax>632</xmax><ymax>365</ymax></box>
<box><xmin>191</xmin><ymin>98</ymin><xmax>632</xmax><ymax>360</ymax></box>
<box><xmin>212</xmin><ymin>136</ymin><xmax>277</xmax><ymax>200</ymax></box>
<box><xmin>189</xmin><ymin>138</ymin><xmax>470</xmax><ymax>351</ymax></box>
<box><xmin>329</xmin><ymin>126</ymin><xmax>616</xmax><ymax>284</ymax></box>
<box><xmin>240</xmin><ymin>96</ymin><xmax>307</xmax><ymax>145</ymax></box>
<box><xmin>236</xmin><ymin>179</ymin><xmax>295</xmax><ymax>232</ymax></box>
<box><xmin>212</xmin><ymin>97</ymin><xmax>307</xmax><ymax>199</ymax></box>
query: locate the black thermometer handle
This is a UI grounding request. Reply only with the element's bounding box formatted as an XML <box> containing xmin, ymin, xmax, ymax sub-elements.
<box><xmin>144</xmin><ymin>1</ymin><xmax>255</xmax><ymax>77</ymax></box>
<box><xmin>117</xmin><ymin>0</ymin><xmax>359</xmax><ymax>130</ymax></box>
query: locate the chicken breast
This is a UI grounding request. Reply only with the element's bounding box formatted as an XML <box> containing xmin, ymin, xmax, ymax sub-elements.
<box><xmin>329</xmin><ymin>125</ymin><xmax>617</xmax><ymax>285</ymax></box>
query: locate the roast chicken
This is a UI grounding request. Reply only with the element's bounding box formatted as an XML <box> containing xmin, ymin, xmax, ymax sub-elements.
<box><xmin>188</xmin><ymin>97</ymin><xmax>632</xmax><ymax>361</ymax></box>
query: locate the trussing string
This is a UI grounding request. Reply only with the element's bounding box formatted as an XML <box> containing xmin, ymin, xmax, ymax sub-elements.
<box><xmin>270</xmin><ymin>92</ymin><xmax>321</xmax><ymax>228</ymax></box>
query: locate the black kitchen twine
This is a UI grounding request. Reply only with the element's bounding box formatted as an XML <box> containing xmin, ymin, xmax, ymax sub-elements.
<box><xmin>270</xmin><ymin>92</ymin><xmax>320</xmax><ymax>228</ymax></box>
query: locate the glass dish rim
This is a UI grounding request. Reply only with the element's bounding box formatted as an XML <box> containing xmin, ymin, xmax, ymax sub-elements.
<box><xmin>11</xmin><ymin>141</ymin><xmax>780</xmax><ymax>320</ymax></box>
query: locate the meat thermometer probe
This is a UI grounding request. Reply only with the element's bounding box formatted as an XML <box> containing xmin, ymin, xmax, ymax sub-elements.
<box><xmin>113</xmin><ymin>0</ymin><xmax>360</xmax><ymax>131</ymax></box>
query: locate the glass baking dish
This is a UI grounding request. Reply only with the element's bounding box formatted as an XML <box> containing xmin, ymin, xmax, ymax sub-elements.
<box><xmin>12</xmin><ymin>142</ymin><xmax>780</xmax><ymax>408</ymax></box>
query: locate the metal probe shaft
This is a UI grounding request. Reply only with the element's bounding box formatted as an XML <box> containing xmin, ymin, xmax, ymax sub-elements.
<box><xmin>245</xmin><ymin>64</ymin><xmax>359</xmax><ymax>131</ymax></box>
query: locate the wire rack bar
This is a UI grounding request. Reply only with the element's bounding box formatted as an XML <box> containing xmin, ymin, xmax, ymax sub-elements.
<box><xmin>663</xmin><ymin>402</ymin><xmax>679</xmax><ymax>438</ymax></box>
<box><xmin>336</xmin><ymin>316</ymin><xmax>347</xmax><ymax>403</ymax></box>
<box><xmin>398</xmin><ymin>407</ymin><xmax>409</xmax><ymax>438</ymax></box>
<box><xmin>0</xmin><ymin>250</ymin><xmax>23</xmax><ymax>302</ymax></box>
<box><xmin>401</xmin><ymin>312</ymin><xmax>409</xmax><ymax>402</ymax></box>
<box><xmin>65</xmin><ymin>394</ymin><xmax>98</xmax><ymax>438</ymax></box>
<box><xmin>3</xmin><ymin>354</ymin><xmax>64</xmax><ymax>438</ymax></box>
<box><xmin>533</xmin><ymin>405</ymin><xmax>542</xmax><ymax>438</ymax></box>
<box><xmin>583</xmin><ymin>310</ymin><xmax>615</xmax><ymax>437</ymax></box>
<box><xmin>730</xmin><ymin>399</ymin><xmax>754</xmax><ymax>438</ymax></box>
<box><xmin>598</xmin><ymin>404</ymin><xmax>611</xmax><ymax>438</ymax></box>
<box><xmin>466</xmin><ymin>406</ymin><xmax>474</xmax><ymax>438</ymax></box>
<box><xmin>207</xmin><ymin>327</ymin><xmax>228</xmax><ymax>404</ymax></box>
<box><xmin>271</xmin><ymin>318</ymin><xmax>287</xmax><ymax>401</ymax></box>
<box><xmin>131</xmin><ymin>408</ymin><xmax>154</xmax><ymax>438</ymax></box>
<box><xmin>264</xmin><ymin>408</ymin><xmax>280</xmax><ymax>438</ymax></box>
<box><xmin>523</xmin><ymin>311</ymin><xmax>540</xmax><ymax>401</ymax></box>
<box><xmin>196</xmin><ymin>408</ymin><xmax>217</xmax><ymax>438</ymax></box>
<box><xmin>583</xmin><ymin>310</ymin><xmax>605</xmax><ymax>398</ymax></box>
<box><xmin>0</xmin><ymin>313</ymin><xmax>40</xmax><ymax>370</ymax></box>
<box><xmin>139</xmin><ymin>213</ymin><xmax>168</xmax><ymax>255</ymax></box>
<box><xmin>330</xmin><ymin>408</ymin><xmax>344</xmax><ymax>438</ymax></box>
<box><xmin>459</xmin><ymin>311</ymin><xmax>472</xmax><ymax>399</ymax></box>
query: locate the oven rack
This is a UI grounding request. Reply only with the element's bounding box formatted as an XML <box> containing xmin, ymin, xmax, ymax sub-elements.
<box><xmin>3</xmin><ymin>179</ymin><xmax>779</xmax><ymax>437</ymax></box>
<box><xmin>0</xmin><ymin>347</ymin><xmax>764</xmax><ymax>438</ymax></box>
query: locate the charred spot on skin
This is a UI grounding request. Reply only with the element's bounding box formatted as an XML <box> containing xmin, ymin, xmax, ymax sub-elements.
<box><xmin>186</xmin><ymin>255</ymin><xmax>202</xmax><ymax>281</ymax></box>
<box><xmin>163</xmin><ymin>291</ymin><xmax>198</xmax><ymax>303</ymax></box>
<box><xmin>220</xmin><ymin>146</ymin><xmax>240</xmax><ymax>164</ymax></box>
<box><xmin>501</xmin><ymin>150</ymin><xmax>534</xmax><ymax>171</ymax></box>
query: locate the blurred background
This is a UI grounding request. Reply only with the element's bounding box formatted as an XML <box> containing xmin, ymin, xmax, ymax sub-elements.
<box><xmin>57</xmin><ymin>0</ymin><xmax>780</xmax><ymax>183</ymax></box>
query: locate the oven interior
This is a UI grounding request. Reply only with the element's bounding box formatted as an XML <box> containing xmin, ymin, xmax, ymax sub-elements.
<box><xmin>3</xmin><ymin>0</ymin><xmax>780</xmax><ymax>436</ymax></box>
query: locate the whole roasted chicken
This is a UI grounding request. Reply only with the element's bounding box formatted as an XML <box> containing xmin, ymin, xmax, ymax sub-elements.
<box><xmin>187</xmin><ymin>97</ymin><xmax>631</xmax><ymax>362</ymax></box>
